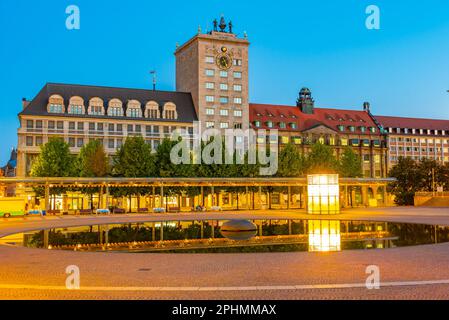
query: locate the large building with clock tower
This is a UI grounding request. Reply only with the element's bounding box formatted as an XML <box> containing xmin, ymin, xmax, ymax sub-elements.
<box><xmin>175</xmin><ymin>16</ymin><xmax>250</xmax><ymax>132</ymax></box>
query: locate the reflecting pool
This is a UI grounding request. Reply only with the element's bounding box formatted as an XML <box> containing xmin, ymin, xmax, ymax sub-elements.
<box><xmin>2</xmin><ymin>219</ymin><xmax>449</xmax><ymax>254</ymax></box>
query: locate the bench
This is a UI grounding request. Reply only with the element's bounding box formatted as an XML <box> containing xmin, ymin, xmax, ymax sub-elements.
<box><xmin>47</xmin><ymin>210</ymin><xmax>61</xmax><ymax>215</ymax></box>
<box><xmin>113</xmin><ymin>208</ymin><xmax>126</xmax><ymax>214</ymax></box>
<box><xmin>138</xmin><ymin>208</ymin><xmax>149</xmax><ymax>213</ymax></box>
<box><xmin>79</xmin><ymin>209</ymin><xmax>93</xmax><ymax>215</ymax></box>
<box><xmin>168</xmin><ymin>207</ymin><xmax>180</xmax><ymax>213</ymax></box>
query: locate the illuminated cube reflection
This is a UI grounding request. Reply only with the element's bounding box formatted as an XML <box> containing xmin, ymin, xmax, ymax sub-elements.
<box><xmin>308</xmin><ymin>220</ymin><xmax>341</xmax><ymax>252</ymax></box>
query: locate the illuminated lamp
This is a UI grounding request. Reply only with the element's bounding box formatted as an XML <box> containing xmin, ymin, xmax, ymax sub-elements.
<box><xmin>308</xmin><ymin>220</ymin><xmax>341</xmax><ymax>252</ymax></box>
<box><xmin>307</xmin><ymin>174</ymin><xmax>340</xmax><ymax>215</ymax></box>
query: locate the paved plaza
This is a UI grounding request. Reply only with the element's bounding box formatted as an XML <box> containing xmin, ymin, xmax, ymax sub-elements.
<box><xmin>1</xmin><ymin>207</ymin><xmax>449</xmax><ymax>300</ymax></box>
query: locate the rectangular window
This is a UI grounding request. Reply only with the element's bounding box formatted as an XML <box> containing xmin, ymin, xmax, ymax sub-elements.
<box><xmin>220</xmin><ymin>71</ymin><xmax>228</xmax><ymax>78</ymax></box>
<box><xmin>220</xmin><ymin>122</ymin><xmax>229</xmax><ymax>129</ymax></box>
<box><xmin>69</xmin><ymin>122</ymin><xmax>75</xmax><ymax>130</ymax></box>
<box><xmin>206</xmin><ymin>122</ymin><xmax>215</xmax><ymax>129</ymax></box>
<box><xmin>77</xmin><ymin>122</ymin><xmax>84</xmax><ymax>131</ymax></box>
<box><xmin>205</xmin><ymin>82</ymin><xmax>215</xmax><ymax>89</ymax></box>
<box><xmin>153</xmin><ymin>126</ymin><xmax>159</xmax><ymax>134</ymax></box>
<box><xmin>233</xmin><ymin>84</ymin><xmax>242</xmax><ymax>92</ymax></box>
<box><xmin>234</xmin><ymin>123</ymin><xmax>243</xmax><ymax>129</ymax></box>
<box><xmin>26</xmin><ymin>120</ymin><xmax>33</xmax><ymax>129</ymax></box>
<box><xmin>219</xmin><ymin>97</ymin><xmax>229</xmax><ymax>104</ymax></box>
<box><xmin>206</xmin><ymin>108</ymin><xmax>215</xmax><ymax>115</ymax></box>
<box><xmin>233</xmin><ymin>59</ymin><xmax>242</xmax><ymax>66</ymax></box>
<box><xmin>36</xmin><ymin>120</ymin><xmax>43</xmax><ymax>129</ymax></box>
<box><xmin>89</xmin><ymin>123</ymin><xmax>95</xmax><ymax>131</ymax></box>
<box><xmin>68</xmin><ymin>137</ymin><xmax>75</xmax><ymax>148</ymax></box>
<box><xmin>135</xmin><ymin>125</ymin><xmax>141</xmax><ymax>133</ymax></box>
<box><xmin>108</xmin><ymin>139</ymin><xmax>115</xmax><ymax>149</ymax></box>
<box><xmin>116</xmin><ymin>139</ymin><xmax>123</xmax><ymax>148</ymax></box>
<box><xmin>234</xmin><ymin>97</ymin><xmax>242</xmax><ymax>104</ymax></box>
<box><xmin>127</xmin><ymin>124</ymin><xmax>133</xmax><ymax>132</ymax></box>
<box><xmin>220</xmin><ymin>109</ymin><xmax>229</xmax><ymax>116</ymax></box>
<box><xmin>35</xmin><ymin>136</ymin><xmax>43</xmax><ymax>146</ymax></box>
<box><xmin>48</xmin><ymin>121</ymin><xmax>55</xmax><ymax>129</ymax></box>
<box><xmin>77</xmin><ymin>138</ymin><xmax>84</xmax><ymax>148</ymax></box>
<box><xmin>205</xmin><ymin>69</ymin><xmax>214</xmax><ymax>77</ymax></box>
<box><xmin>205</xmin><ymin>96</ymin><xmax>215</xmax><ymax>103</ymax></box>
<box><xmin>108</xmin><ymin>123</ymin><xmax>115</xmax><ymax>133</ymax></box>
<box><xmin>26</xmin><ymin>136</ymin><xmax>33</xmax><ymax>146</ymax></box>
<box><xmin>233</xmin><ymin>72</ymin><xmax>242</xmax><ymax>79</ymax></box>
<box><xmin>234</xmin><ymin>110</ymin><xmax>242</xmax><ymax>117</ymax></box>
<box><xmin>205</xmin><ymin>56</ymin><xmax>214</xmax><ymax>64</ymax></box>
<box><xmin>220</xmin><ymin>83</ymin><xmax>228</xmax><ymax>91</ymax></box>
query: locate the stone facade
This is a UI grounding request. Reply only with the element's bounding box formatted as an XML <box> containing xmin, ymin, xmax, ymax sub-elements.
<box><xmin>175</xmin><ymin>29</ymin><xmax>250</xmax><ymax>133</ymax></box>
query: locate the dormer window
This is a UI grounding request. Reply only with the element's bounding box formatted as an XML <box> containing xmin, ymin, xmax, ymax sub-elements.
<box><xmin>145</xmin><ymin>101</ymin><xmax>160</xmax><ymax>119</ymax></box>
<box><xmin>68</xmin><ymin>96</ymin><xmax>85</xmax><ymax>115</ymax></box>
<box><xmin>266</xmin><ymin>121</ymin><xmax>273</xmax><ymax>128</ymax></box>
<box><xmin>108</xmin><ymin>99</ymin><xmax>123</xmax><ymax>117</ymax></box>
<box><xmin>47</xmin><ymin>95</ymin><xmax>65</xmax><ymax>113</ymax></box>
<box><xmin>163</xmin><ymin>102</ymin><xmax>178</xmax><ymax>120</ymax></box>
<box><xmin>254</xmin><ymin>121</ymin><xmax>261</xmax><ymax>128</ymax></box>
<box><xmin>338</xmin><ymin>125</ymin><xmax>345</xmax><ymax>132</ymax></box>
<box><xmin>349</xmin><ymin>126</ymin><xmax>355</xmax><ymax>132</ymax></box>
<box><xmin>369</xmin><ymin>127</ymin><xmax>377</xmax><ymax>133</ymax></box>
<box><xmin>290</xmin><ymin>123</ymin><xmax>297</xmax><ymax>129</ymax></box>
<box><xmin>88</xmin><ymin>97</ymin><xmax>104</xmax><ymax>116</ymax></box>
<box><xmin>279</xmin><ymin>122</ymin><xmax>286</xmax><ymax>129</ymax></box>
<box><xmin>360</xmin><ymin>126</ymin><xmax>366</xmax><ymax>133</ymax></box>
<box><xmin>126</xmin><ymin>100</ymin><xmax>142</xmax><ymax>118</ymax></box>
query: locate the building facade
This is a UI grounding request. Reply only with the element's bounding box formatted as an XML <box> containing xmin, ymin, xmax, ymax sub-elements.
<box><xmin>175</xmin><ymin>17</ymin><xmax>249</xmax><ymax>132</ymax></box>
<box><xmin>250</xmin><ymin>89</ymin><xmax>389</xmax><ymax>178</ymax></box>
<box><xmin>375</xmin><ymin>115</ymin><xmax>449</xmax><ymax>168</ymax></box>
<box><xmin>16</xmin><ymin>17</ymin><xmax>449</xmax><ymax>181</ymax></box>
<box><xmin>17</xmin><ymin>83</ymin><xmax>197</xmax><ymax>177</ymax></box>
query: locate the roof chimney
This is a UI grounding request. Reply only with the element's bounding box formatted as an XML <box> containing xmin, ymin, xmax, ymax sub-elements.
<box><xmin>22</xmin><ymin>98</ymin><xmax>30</xmax><ymax>110</ymax></box>
<box><xmin>363</xmin><ymin>102</ymin><xmax>371</xmax><ymax>112</ymax></box>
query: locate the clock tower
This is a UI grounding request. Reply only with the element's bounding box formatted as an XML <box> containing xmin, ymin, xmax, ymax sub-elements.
<box><xmin>175</xmin><ymin>17</ymin><xmax>250</xmax><ymax>132</ymax></box>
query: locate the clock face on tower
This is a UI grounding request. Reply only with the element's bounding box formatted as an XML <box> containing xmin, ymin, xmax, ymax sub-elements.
<box><xmin>216</xmin><ymin>53</ymin><xmax>231</xmax><ymax>70</ymax></box>
<box><xmin>216</xmin><ymin>47</ymin><xmax>232</xmax><ymax>70</ymax></box>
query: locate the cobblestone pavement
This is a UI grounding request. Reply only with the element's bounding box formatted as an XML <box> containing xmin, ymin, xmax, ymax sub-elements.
<box><xmin>1</xmin><ymin>207</ymin><xmax>449</xmax><ymax>300</ymax></box>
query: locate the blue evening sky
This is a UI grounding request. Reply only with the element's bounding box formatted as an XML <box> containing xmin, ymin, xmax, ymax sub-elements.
<box><xmin>1</xmin><ymin>0</ymin><xmax>449</xmax><ymax>164</ymax></box>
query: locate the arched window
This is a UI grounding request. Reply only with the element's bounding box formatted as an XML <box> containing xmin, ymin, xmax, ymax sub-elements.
<box><xmin>145</xmin><ymin>101</ymin><xmax>160</xmax><ymax>119</ymax></box>
<box><xmin>47</xmin><ymin>95</ymin><xmax>65</xmax><ymax>113</ymax></box>
<box><xmin>88</xmin><ymin>97</ymin><xmax>104</xmax><ymax>116</ymax></box>
<box><xmin>107</xmin><ymin>99</ymin><xmax>123</xmax><ymax>117</ymax></box>
<box><xmin>163</xmin><ymin>102</ymin><xmax>178</xmax><ymax>120</ymax></box>
<box><xmin>68</xmin><ymin>96</ymin><xmax>85</xmax><ymax>115</ymax></box>
<box><xmin>126</xmin><ymin>100</ymin><xmax>142</xmax><ymax>118</ymax></box>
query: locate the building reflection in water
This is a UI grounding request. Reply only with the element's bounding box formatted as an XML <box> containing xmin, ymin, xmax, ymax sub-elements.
<box><xmin>308</xmin><ymin>220</ymin><xmax>341</xmax><ymax>252</ymax></box>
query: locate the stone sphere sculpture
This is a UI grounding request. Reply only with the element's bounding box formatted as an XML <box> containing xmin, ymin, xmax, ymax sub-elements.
<box><xmin>220</xmin><ymin>220</ymin><xmax>258</xmax><ymax>241</ymax></box>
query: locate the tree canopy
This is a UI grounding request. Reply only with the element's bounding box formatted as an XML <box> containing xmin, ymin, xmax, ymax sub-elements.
<box><xmin>30</xmin><ymin>138</ymin><xmax>76</xmax><ymax>177</ymax></box>
<box><xmin>78</xmin><ymin>139</ymin><xmax>109</xmax><ymax>177</ymax></box>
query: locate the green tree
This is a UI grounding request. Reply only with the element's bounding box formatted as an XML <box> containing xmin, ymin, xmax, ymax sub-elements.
<box><xmin>338</xmin><ymin>147</ymin><xmax>362</xmax><ymax>178</ymax></box>
<box><xmin>30</xmin><ymin>138</ymin><xmax>76</xmax><ymax>177</ymax></box>
<box><xmin>305</xmin><ymin>143</ymin><xmax>338</xmax><ymax>174</ymax></box>
<box><xmin>113</xmin><ymin>136</ymin><xmax>156</xmax><ymax>177</ymax></box>
<box><xmin>78</xmin><ymin>140</ymin><xmax>109</xmax><ymax>177</ymax></box>
<box><xmin>277</xmin><ymin>143</ymin><xmax>306</xmax><ymax>177</ymax></box>
<box><xmin>387</xmin><ymin>157</ymin><xmax>422</xmax><ymax>205</ymax></box>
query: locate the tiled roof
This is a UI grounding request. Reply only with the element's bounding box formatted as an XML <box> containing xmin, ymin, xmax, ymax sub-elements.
<box><xmin>375</xmin><ymin>115</ymin><xmax>449</xmax><ymax>131</ymax></box>
<box><xmin>249</xmin><ymin>103</ymin><xmax>380</xmax><ymax>135</ymax></box>
<box><xmin>19</xmin><ymin>83</ymin><xmax>198</xmax><ymax>123</ymax></box>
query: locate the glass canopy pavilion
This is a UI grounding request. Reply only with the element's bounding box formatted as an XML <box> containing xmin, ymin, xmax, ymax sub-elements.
<box><xmin>0</xmin><ymin>177</ymin><xmax>394</xmax><ymax>214</ymax></box>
